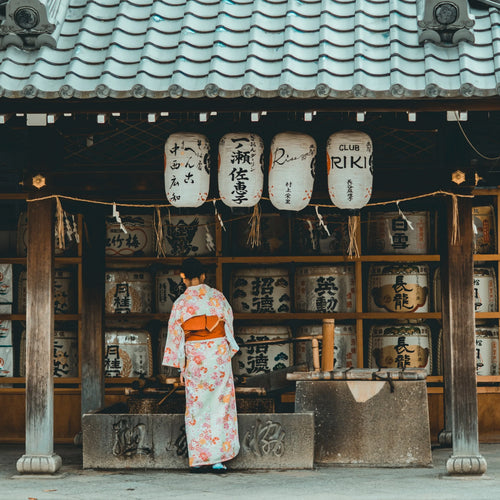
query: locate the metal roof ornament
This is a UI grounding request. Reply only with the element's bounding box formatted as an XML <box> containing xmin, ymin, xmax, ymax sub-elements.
<box><xmin>0</xmin><ymin>0</ymin><xmax>69</xmax><ymax>50</ymax></box>
<box><xmin>418</xmin><ymin>0</ymin><xmax>475</xmax><ymax>45</ymax></box>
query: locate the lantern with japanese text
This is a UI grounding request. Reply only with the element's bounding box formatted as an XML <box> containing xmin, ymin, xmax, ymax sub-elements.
<box><xmin>327</xmin><ymin>131</ymin><xmax>373</xmax><ymax>210</ymax></box>
<box><xmin>164</xmin><ymin>132</ymin><xmax>210</xmax><ymax>207</ymax></box>
<box><xmin>268</xmin><ymin>132</ymin><xmax>316</xmax><ymax>211</ymax></box>
<box><xmin>218</xmin><ymin>133</ymin><xmax>264</xmax><ymax>207</ymax></box>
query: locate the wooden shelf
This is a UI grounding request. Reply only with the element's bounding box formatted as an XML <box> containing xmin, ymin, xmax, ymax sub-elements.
<box><xmin>105</xmin><ymin>256</ymin><xmax>217</xmax><ymax>265</ymax></box>
<box><xmin>220</xmin><ymin>255</ymin><xmax>441</xmax><ymax>264</ymax></box>
<box><xmin>234</xmin><ymin>312</ymin><xmax>441</xmax><ymax>320</ymax></box>
<box><xmin>0</xmin><ymin>377</ymin><xmax>81</xmax><ymax>385</ymax></box>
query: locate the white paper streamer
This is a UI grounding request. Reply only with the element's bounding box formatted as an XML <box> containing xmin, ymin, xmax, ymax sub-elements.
<box><xmin>396</xmin><ymin>202</ymin><xmax>414</xmax><ymax>231</ymax></box>
<box><xmin>307</xmin><ymin>219</ymin><xmax>317</xmax><ymax>250</ymax></box>
<box><xmin>213</xmin><ymin>200</ymin><xmax>226</xmax><ymax>231</ymax></box>
<box><xmin>315</xmin><ymin>206</ymin><xmax>331</xmax><ymax>237</ymax></box>
<box><xmin>113</xmin><ymin>203</ymin><xmax>128</xmax><ymax>234</ymax></box>
<box><xmin>205</xmin><ymin>225</ymin><xmax>215</xmax><ymax>252</ymax></box>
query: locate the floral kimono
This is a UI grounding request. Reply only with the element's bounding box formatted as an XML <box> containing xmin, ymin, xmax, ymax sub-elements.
<box><xmin>163</xmin><ymin>284</ymin><xmax>240</xmax><ymax>467</ymax></box>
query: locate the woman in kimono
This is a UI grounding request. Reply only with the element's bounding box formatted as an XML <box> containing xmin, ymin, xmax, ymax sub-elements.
<box><xmin>163</xmin><ymin>258</ymin><xmax>240</xmax><ymax>472</ymax></box>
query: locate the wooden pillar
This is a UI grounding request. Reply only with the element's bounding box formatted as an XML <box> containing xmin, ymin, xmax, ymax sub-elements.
<box><xmin>17</xmin><ymin>197</ymin><xmax>62</xmax><ymax>474</ymax></box>
<box><xmin>80</xmin><ymin>208</ymin><xmax>105</xmax><ymax>416</ymax></box>
<box><xmin>441</xmin><ymin>195</ymin><xmax>486</xmax><ymax>475</ymax></box>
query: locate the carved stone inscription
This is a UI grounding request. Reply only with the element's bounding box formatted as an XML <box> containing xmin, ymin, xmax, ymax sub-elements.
<box><xmin>112</xmin><ymin>419</ymin><xmax>151</xmax><ymax>457</ymax></box>
<box><xmin>243</xmin><ymin>418</ymin><xmax>285</xmax><ymax>457</ymax></box>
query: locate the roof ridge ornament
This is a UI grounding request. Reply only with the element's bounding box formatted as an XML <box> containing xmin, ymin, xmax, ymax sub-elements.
<box><xmin>418</xmin><ymin>0</ymin><xmax>475</xmax><ymax>46</ymax></box>
<box><xmin>0</xmin><ymin>0</ymin><xmax>69</xmax><ymax>50</ymax></box>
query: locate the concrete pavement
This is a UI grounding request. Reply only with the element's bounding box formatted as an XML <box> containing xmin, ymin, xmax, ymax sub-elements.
<box><xmin>0</xmin><ymin>443</ymin><xmax>499</xmax><ymax>500</ymax></box>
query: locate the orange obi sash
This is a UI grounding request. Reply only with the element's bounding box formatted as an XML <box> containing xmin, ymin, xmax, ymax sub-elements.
<box><xmin>182</xmin><ymin>315</ymin><xmax>226</xmax><ymax>342</ymax></box>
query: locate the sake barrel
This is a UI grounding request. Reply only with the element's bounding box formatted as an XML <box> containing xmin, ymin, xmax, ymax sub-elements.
<box><xmin>20</xmin><ymin>330</ymin><xmax>78</xmax><ymax>378</ymax></box>
<box><xmin>0</xmin><ymin>263</ymin><xmax>12</xmax><ymax>304</ymax></box>
<box><xmin>232</xmin><ymin>213</ymin><xmax>288</xmax><ymax>256</ymax></box>
<box><xmin>164</xmin><ymin>132</ymin><xmax>210</xmax><ymax>208</ymax></box>
<box><xmin>230</xmin><ymin>267</ymin><xmax>291</xmax><ymax>313</ymax></box>
<box><xmin>0</xmin><ymin>345</ymin><xmax>13</xmax><ymax>377</ymax></box>
<box><xmin>105</xmin><ymin>270</ymin><xmax>153</xmax><ymax>313</ymax></box>
<box><xmin>295</xmin><ymin>323</ymin><xmax>357</xmax><ymax>370</ymax></box>
<box><xmin>17</xmin><ymin>212</ymin><xmax>78</xmax><ymax>257</ymax></box>
<box><xmin>295</xmin><ymin>265</ymin><xmax>355</xmax><ymax>313</ymax></box>
<box><xmin>156</xmin><ymin>269</ymin><xmax>216</xmax><ymax>313</ymax></box>
<box><xmin>18</xmin><ymin>268</ymin><xmax>76</xmax><ymax>314</ymax></box>
<box><xmin>218</xmin><ymin>132</ymin><xmax>264</xmax><ymax>207</ymax></box>
<box><xmin>476</xmin><ymin>324</ymin><xmax>499</xmax><ymax>375</ymax></box>
<box><xmin>369</xmin><ymin>321</ymin><xmax>432</xmax><ymax>374</ymax></box>
<box><xmin>366</xmin><ymin>211</ymin><xmax>430</xmax><ymax>255</ymax></box>
<box><xmin>473</xmin><ymin>206</ymin><xmax>496</xmax><ymax>254</ymax></box>
<box><xmin>233</xmin><ymin>325</ymin><xmax>292</xmax><ymax>376</ymax></box>
<box><xmin>474</xmin><ymin>266</ymin><xmax>498</xmax><ymax>313</ymax></box>
<box><xmin>162</xmin><ymin>215</ymin><xmax>215</xmax><ymax>256</ymax></box>
<box><xmin>368</xmin><ymin>263</ymin><xmax>429</xmax><ymax>313</ymax></box>
<box><xmin>105</xmin><ymin>330</ymin><xmax>153</xmax><ymax>378</ymax></box>
<box><xmin>105</xmin><ymin>215</ymin><xmax>154</xmax><ymax>257</ymax></box>
<box><xmin>294</xmin><ymin>216</ymin><xmax>348</xmax><ymax>255</ymax></box>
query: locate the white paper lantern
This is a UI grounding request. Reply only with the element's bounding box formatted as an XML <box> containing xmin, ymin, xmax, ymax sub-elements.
<box><xmin>164</xmin><ymin>132</ymin><xmax>210</xmax><ymax>207</ymax></box>
<box><xmin>268</xmin><ymin>132</ymin><xmax>316</xmax><ymax>211</ymax></box>
<box><xmin>327</xmin><ymin>131</ymin><xmax>373</xmax><ymax>210</ymax></box>
<box><xmin>218</xmin><ymin>133</ymin><xmax>264</xmax><ymax>207</ymax></box>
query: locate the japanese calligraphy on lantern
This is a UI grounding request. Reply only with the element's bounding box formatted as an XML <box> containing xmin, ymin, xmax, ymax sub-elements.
<box><xmin>164</xmin><ymin>132</ymin><xmax>210</xmax><ymax>207</ymax></box>
<box><xmin>231</xmin><ymin>267</ymin><xmax>290</xmax><ymax>313</ymax></box>
<box><xmin>295</xmin><ymin>265</ymin><xmax>356</xmax><ymax>313</ymax></box>
<box><xmin>105</xmin><ymin>331</ymin><xmax>153</xmax><ymax>378</ymax></box>
<box><xmin>366</xmin><ymin>211</ymin><xmax>430</xmax><ymax>255</ymax></box>
<box><xmin>369</xmin><ymin>322</ymin><xmax>431</xmax><ymax>374</ymax></box>
<box><xmin>218</xmin><ymin>133</ymin><xmax>264</xmax><ymax>207</ymax></box>
<box><xmin>268</xmin><ymin>132</ymin><xmax>316</xmax><ymax>211</ymax></box>
<box><xmin>368</xmin><ymin>264</ymin><xmax>429</xmax><ymax>313</ymax></box>
<box><xmin>327</xmin><ymin>131</ymin><xmax>373</xmax><ymax>210</ymax></box>
<box><xmin>105</xmin><ymin>215</ymin><xmax>154</xmax><ymax>257</ymax></box>
<box><xmin>233</xmin><ymin>326</ymin><xmax>291</xmax><ymax>376</ymax></box>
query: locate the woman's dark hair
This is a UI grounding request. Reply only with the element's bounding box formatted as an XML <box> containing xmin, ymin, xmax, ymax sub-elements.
<box><xmin>180</xmin><ymin>258</ymin><xmax>205</xmax><ymax>280</ymax></box>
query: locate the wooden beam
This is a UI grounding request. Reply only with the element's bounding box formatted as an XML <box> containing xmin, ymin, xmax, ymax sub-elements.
<box><xmin>16</xmin><ymin>196</ymin><xmax>62</xmax><ymax>474</ymax></box>
<box><xmin>80</xmin><ymin>207</ymin><xmax>105</xmax><ymax>415</ymax></box>
<box><xmin>441</xmin><ymin>195</ymin><xmax>487</xmax><ymax>475</ymax></box>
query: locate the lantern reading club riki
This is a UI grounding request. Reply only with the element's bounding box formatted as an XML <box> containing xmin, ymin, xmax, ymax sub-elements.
<box><xmin>218</xmin><ymin>133</ymin><xmax>264</xmax><ymax>207</ymax></box>
<box><xmin>327</xmin><ymin>131</ymin><xmax>373</xmax><ymax>210</ymax></box>
<box><xmin>164</xmin><ymin>132</ymin><xmax>210</xmax><ymax>207</ymax></box>
<box><xmin>268</xmin><ymin>132</ymin><xmax>316</xmax><ymax>211</ymax></box>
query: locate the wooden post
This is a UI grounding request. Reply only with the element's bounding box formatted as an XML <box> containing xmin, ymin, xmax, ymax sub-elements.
<box><xmin>441</xmin><ymin>195</ymin><xmax>486</xmax><ymax>475</ymax></box>
<box><xmin>311</xmin><ymin>339</ymin><xmax>320</xmax><ymax>372</ymax></box>
<box><xmin>17</xmin><ymin>196</ymin><xmax>62</xmax><ymax>474</ymax></box>
<box><xmin>321</xmin><ymin>319</ymin><xmax>335</xmax><ymax>371</ymax></box>
<box><xmin>80</xmin><ymin>208</ymin><xmax>105</xmax><ymax>416</ymax></box>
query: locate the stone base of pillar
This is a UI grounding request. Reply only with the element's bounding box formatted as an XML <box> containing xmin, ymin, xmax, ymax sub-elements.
<box><xmin>446</xmin><ymin>455</ymin><xmax>487</xmax><ymax>475</ymax></box>
<box><xmin>438</xmin><ymin>429</ymin><xmax>452</xmax><ymax>448</ymax></box>
<box><xmin>16</xmin><ymin>453</ymin><xmax>62</xmax><ymax>474</ymax></box>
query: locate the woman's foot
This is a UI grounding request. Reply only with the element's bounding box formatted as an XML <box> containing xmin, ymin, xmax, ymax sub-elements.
<box><xmin>211</xmin><ymin>463</ymin><xmax>227</xmax><ymax>473</ymax></box>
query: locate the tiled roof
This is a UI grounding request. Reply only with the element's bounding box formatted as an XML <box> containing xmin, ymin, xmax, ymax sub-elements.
<box><xmin>0</xmin><ymin>0</ymin><xmax>499</xmax><ymax>99</ymax></box>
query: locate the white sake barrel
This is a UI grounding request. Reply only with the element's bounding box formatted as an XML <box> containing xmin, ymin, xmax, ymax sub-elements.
<box><xmin>366</xmin><ymin>211</ymin><xmax>430</xmax><ymax>255</ymax></box>
<box><xmin>230</xmin><ymin>267</ymin><xmax>291</xmax><ymax>313</ymax></box>
<box><xmin>0</xmin><ymin>345</ymin><xmax>13</xmax><ymax>377</ymax></box>
<box><xmin>233</xmin><ymin>325</ymin><xmax>292</xmax><ymax>376</ymax></box>
<box><xmin>17</xmin><ymin>212</ymin><xmax>78</xmax><ymax>257</ymax></box>
<box><xmin>162</xmin><ymin>215</ymin><xmax>215</xmax><ymax>256</ymax></box>
<box><xmin>476</xmin><ymin>324</ymin><xmax>499</xmax><ymax>375</ymax></box>
<box><xmin>105</xmin><ymin>215</ymin><xmax>154</xmax><ymax>257</ymax></box>
<box><xmin>20</xmin><ymin>330</ymin><xmax>78</xmax><ymax>378</ymax></box>
<box><xmin>18</xmin><ymin>268</ymin><xmax>76</xmax><ymax>314</ymax></box>
<box><xmin>0</xmin><ymin>263</ymin><xmax>13</xmax><ymax>304</ymax></box>
<box><xmin>164</xmin><ymin>132</ymin><xmax>210</xmax><ymax>207</ymax></box>
<box><xmin>474</xmin><ymin>267</ymin><xmax>498</xmax><ymax>313</ymax></box>
<box><xmin>156</xmin><ymin>269</ymin><xmax>216</xmax><ymax>313</ymax></box>
<box><xmin>294</xmin><ymin>216</ymin><xmax>348</xmax><ymax>255</ymax></box>
<box><xmin>295</xmin><ymin>323</ymin><xmax>357</xmax><ymax>370</ymax></box>
<box><xmin>327</xmin><ymin>130</ymin><xmax>373</xmax><ymax>210</ymax></box>
<box><xmin>232</xmin><ymin>213</ymin><xmax>289</xmax><ymax>256</ymax></box>
<box><xmin>105</xmin><ymin>270</ymin><xmax>153</xmax><ymax>313</ymax></box>
<box><xmin>368</xmin><ymin>263</ymin><xmax>429</xmax><ymax>313</ymax></box>
<box><xmin>473</xmin><ymin>206</ymin><xmax>496</xmax><ymax>254</ymax></box>
<box><xmin>0</xmin><ymin>319</ymin><xmax>12</xmax><ymax>346</ymax></box>
<box><xmin>369</xmin><ymin>321</ymin><xmax>432</xmax><ymax>374</ymax></box>
<box><xmin>295</xmin><ymin>265</ymin><xmax>355</xmax><ymax>313</ymax></box>
<box><xmin>268</xmin><ymin>132</ymin><xmax>316</xmax><ymax>211</ymax></box>
<box><xmin>218</xmin><ymin>132</ymin><xmax>264</xmax><ymax>207</ymax></box>
<box><xmin>105</xmin><ymin>330</ymin><xmax>153</xmax><ymax>378</ymax></box>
